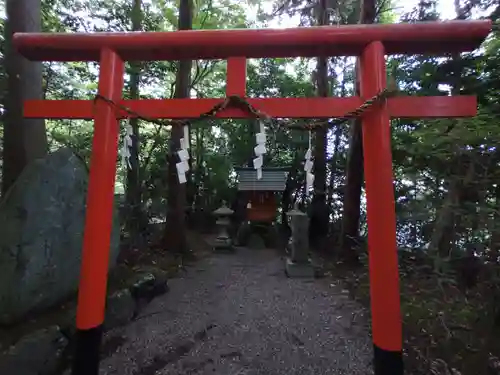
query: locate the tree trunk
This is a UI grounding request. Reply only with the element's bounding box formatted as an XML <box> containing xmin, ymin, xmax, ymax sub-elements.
<box><xmin>186</xmin><ymin>108</ymin><xmax>195</xmax><ymax>210</ymax></box>
<box><xmin>162</xmin><ymin>0</ymin><xmax>193</xmax><ymax>254</ymax></box>
<box><xmin>126</xmin><ymin>0</ymin><xmax>144</xmax><ymax>244</ymax></box>
<box><xmin>339</xmin><ymin>0</ymin><xmax>376</xmax><ymax>261</ymax></box>
<box><xmin>327</xmin><ymin>59</ymin><xmax>348</xmax><ymax>209</ymax></box>
<box><xmin>428</xmin><ymin>0</ymin><xmax>472</xmax><ymax>261</ymax></box>
<box><xmin>281</xmin><ymin>153</ymin><xmax>302</xmax><ymax>224</ymax></box>
<box><xmin>2</xmin><ymin>0</ymin><xmax>47</xmax><ymax>196</ymax></box>
<box><xmin>193</xmin><ymin>126</ymin><xmax>201</xmax><ymax>210</ymax></box>
<box><xmin>429</xmin><ymin>159</ymin><xmax>475</xmax><ymax>259</ymax></box>
<box><xmin>306</xmin><ymin>0</ymin><xmax>331</xmax><ymax>251</ymax></box>
<box><xmin>327</xmin><ymin>125</ymin><xmax>342</xmax><ymax>208</ymax></box>
<box><xmin>313</xmin><ymin>0</ymin><xmax>329</xmax><ymax>196</ymax></box>
<box><xmin>489</xmin><ymin>182</ymin><xmax>500</xmax><ymax>263</ymax></box>
<box><xmin>410</xmin><ymin>175</ymin><xmax>418</xmax><ymax>246</ymax></box>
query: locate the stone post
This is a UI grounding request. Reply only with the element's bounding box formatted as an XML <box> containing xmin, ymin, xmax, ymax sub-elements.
<box><xmin>213</xmin><ymin>202</ymin><xmax>235</xmax><ymax>252</ymax></box>
<box><xmin>285</xmin><ymin>207</ymin><xmax>314</xmax><ymax>278</ymax></box>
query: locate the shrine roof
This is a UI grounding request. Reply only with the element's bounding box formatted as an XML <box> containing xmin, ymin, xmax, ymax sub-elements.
<box><xmin>236</xmin><ymin>168</ymin><xmax>289</xmax><ymax>192</ymax></box>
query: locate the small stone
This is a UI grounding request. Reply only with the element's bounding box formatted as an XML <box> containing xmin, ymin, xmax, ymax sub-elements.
<box><xmin>247</xmin><ymin>233</ymin><xmax>266</xmax><ymax>249</ymax></box>
<box><xmin>285</xmin><ymin>210</ymin><xmax>314</xmax><ymax>278</ymax></box>
<box><xmin>104</xmin><ymin>289</ymin><xmax>136</xmax><ymax>330</ymax></box>
<box><xmin>129</xmin><ymin>273</ymin><xmax>156</xmax><ymax>300</ymax></box>
<box><xmin>58</xmin><ymin>306</ymin><xmax>77</xmax><ymax>338</ymax></box>
<box><xmin>285</xmin><ymin>258</ymin><xmax>315</xmax><ymax>278</ymax></box>
<box><xmin>236</xmin><ymin>222</ymin><xmax>252</xmax><ymax>246</ymax></box>
<box><xmin>0</xmin><ymin>325</ymin><xmax>68</xmax><ymax>375</ymax></box>
<box><xmin>129</xmin><ymin>272</ymin><xmax>169</xmax><ymax>316</ymax></box>
<box><xmin>489</xmin><ymin>356</ymin><xmax>500</xmax><ymax>374</ymax></box>
<box><xmin>288</xmin><ymin>210</ymin><xmax>309</xmax><ymax>263</ymax></box>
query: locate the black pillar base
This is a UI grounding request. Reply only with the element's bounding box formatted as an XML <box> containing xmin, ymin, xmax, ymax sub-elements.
<box><xmin>72</xmin><ymin>325</ymin><xmax>103</xmax><ymax>375</ymax></box>
<box><xmin>374</xmin><ymin>344</ymin><xmax>404</xmax><ymax>375</ymax></box>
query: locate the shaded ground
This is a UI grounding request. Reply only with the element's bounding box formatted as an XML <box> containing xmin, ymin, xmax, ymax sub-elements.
<box><xmin>324</xmin><ymin>251</ymin><xmax>500</xmax><ymax>375</ymax></box>
<box><xmin>0</xmin><ymin>230</ymin><xmax>206</xmax><ymax>354</ymax></box>
<box><xmin>98</xmin><ymin>246</ymin><xmax>374</xmax><ymax>375</ymax></box>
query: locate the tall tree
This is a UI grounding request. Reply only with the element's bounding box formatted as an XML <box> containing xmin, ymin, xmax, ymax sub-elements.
<box><xmin>327</xmin><ymin>57</ymin><xmax>349</xmax><ymax>209</ymax></box>
<box><xmin>428</xmin><ymin>0</ymin><xmax>477</xmax><ymax>259</ymax></box>
<box><xmin>162</xmin><ymin>0</ymin><xmax>193</xmax><ymax>254</ymax></box>
<box><xmin>308</xmin><ymin>0</ymin><xmax>330</xmax><ymax>251</ymax></box>
<box><xmin>2</xmin><ymin>0</ymin><xmax>47</xmax><ymax>196</ymax></box>
<box><xmin>339</xmin><ymin>0</ymin><xmax>376</xmax><ymax>262</ymax></box>
<box><xmin>313</xmin><ymin>0</ymin><xmax>329</xmax><ymax>195</ymax></box>
<box><xmin>126</xmin><ymin>0</ymin><xmax>145</xmax><ymax>243</ymax></box>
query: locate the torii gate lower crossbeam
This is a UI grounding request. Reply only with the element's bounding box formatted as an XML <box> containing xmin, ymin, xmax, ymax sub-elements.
<box><xmin>13</xmin><ymin>20</ymin><xmax>491</xmax><ymax>375</ymax></box>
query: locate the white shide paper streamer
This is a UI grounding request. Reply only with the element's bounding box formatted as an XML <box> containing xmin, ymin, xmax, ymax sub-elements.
<box><xmin>253</xmin><ymin>120</ymin><xmax>267</xmax><ymax>180</ymax></box>
<box><xmin>304</xmin><ymin>130</ymin><xmax>314</xmax><ymax>194</ymax></box>
<box><xmin>120</xmin><ymin>121</ymin><xmax>133</xmax><ymax>170</ymax></box>
<box><xmin>176</xmin><ymin>125</ymin><xmax>190</xmax><ymax>184</ymax></box>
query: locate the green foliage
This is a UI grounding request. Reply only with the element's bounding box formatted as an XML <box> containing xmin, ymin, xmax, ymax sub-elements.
<box><xmin>2</xmin><ymin>0</ymin><xmax>500</xmax><ymax>372</ymax></box>
<box><xmin>1</xmin><ymin>0</ymin><xmax>500</xmax><ymax>257</ymax></box>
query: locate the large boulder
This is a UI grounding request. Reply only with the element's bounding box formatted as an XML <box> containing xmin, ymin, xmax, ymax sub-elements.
<box><xmin>0</xmin><ymin>148</ymin><xmax>120</xmax><ymax>324</ymax></box>
<box><xmin>0</xmin><ymin>326</ymin><xmax>68</xmax><ymax>375</ymax></box>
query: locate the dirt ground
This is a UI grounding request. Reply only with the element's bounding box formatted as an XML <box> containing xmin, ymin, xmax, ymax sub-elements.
<box><xmin>6</xmin><ymin>229</ymin><xmax>495</xmax><ymax>375</ymax></box>
<box><xmin>96</xmin><ymin>245</ymin><xmax>374</xmax><ymax>375</ymax></box>
<box><xmin>0</xmin><ymin>230</ymin><xmax>209</xmax><ymax>350</ymax></box>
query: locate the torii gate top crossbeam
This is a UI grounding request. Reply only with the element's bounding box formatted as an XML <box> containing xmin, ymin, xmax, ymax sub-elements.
<box><xmin>14</xmin><ymin>20</ymin><xmax>491</xmax><ymax>62</ymax></box>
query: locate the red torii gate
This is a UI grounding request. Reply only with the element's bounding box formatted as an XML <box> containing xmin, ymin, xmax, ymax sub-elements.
<box><xmin>13</xmin><ymin>20</ymin><xmax>491</xmax><ymax>375</ymax></box>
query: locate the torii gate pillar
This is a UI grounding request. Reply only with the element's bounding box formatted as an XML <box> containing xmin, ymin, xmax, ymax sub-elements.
<box><xmin>361</xmin><ymin>41</ymin><xmax>402</xmax><ymax>372</ymax></box>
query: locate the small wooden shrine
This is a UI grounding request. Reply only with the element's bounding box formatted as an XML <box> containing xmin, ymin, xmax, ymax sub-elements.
<box><xmin>234</xmin><ymin>167</ymin><xmax>289</xmax><ymax>224</ymax></box>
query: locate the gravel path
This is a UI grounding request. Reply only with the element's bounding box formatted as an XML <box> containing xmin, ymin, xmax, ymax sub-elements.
<box><xmin>100</xmin><ymin>247</ymin><xmax>374</xmax><ymax>375</ymax></box>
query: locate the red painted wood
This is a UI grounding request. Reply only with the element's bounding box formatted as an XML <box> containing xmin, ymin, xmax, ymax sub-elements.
<box><xmin>76</xmin><ymin>49</ymin><xmax>124</xmax><ymax>330</ymax></box>
<box><xmin>13</xmin><ymin>20</ymin><xmax>491</xmax><ymax>61</ymax></box>
<box><xmin>387</xmin><ymin>96</ymin><xmax>477</xmax><ymax>118</ymax></box>
<box><xmin>23</xmin><ymin>96</ymin><xmax>477</xmax><ymax>120</ymax></box>
<box><xmin>247</xmin><ymin>191</ymin><xmax>276</xmax><ymax>223</ymax></box>
<box><xmin>361</xmin><ymin>41</ymin><xmax>402</xmax><ymax>352</ymax></box>
<box><xmin>226</xmin><ymin>58</ymin><xmax>247</xmax><ymax>96</ymax></box>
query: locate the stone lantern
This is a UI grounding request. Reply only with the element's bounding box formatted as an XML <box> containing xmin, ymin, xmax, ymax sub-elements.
<box><xmin>285</xmin><ymin>205</ymin><xmax>314</xmax><ymax>278</ymax></box>
<box><xmin>213</xmin><ymin>202</ymin><xmax>234</xmax><ymax>252</ymax></box>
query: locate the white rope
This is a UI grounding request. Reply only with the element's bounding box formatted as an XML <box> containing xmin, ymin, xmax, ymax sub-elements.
<box><xmin>304</xmin><ymin>129</ymin><xmax>314</xmax><ymax>195</ymax></box>
<box><xmin>253</xmin><ymin>120</ymin><xmax>267</xmax><ymax>180</ymax></box>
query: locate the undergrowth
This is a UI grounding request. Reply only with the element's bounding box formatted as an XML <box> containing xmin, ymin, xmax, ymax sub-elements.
<box><xmin>324</xmin><ymin>250</ymin><xmax>500</xmax><ymax>375</ymax></box>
